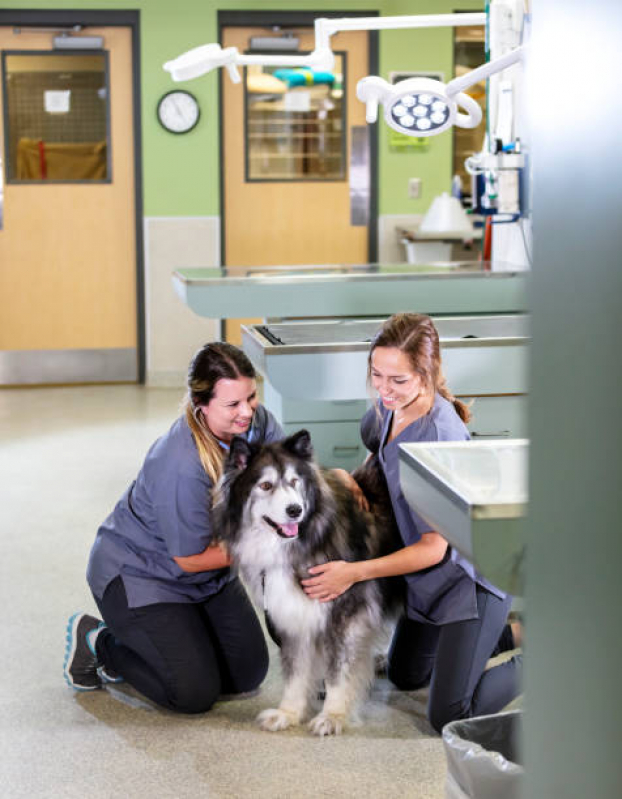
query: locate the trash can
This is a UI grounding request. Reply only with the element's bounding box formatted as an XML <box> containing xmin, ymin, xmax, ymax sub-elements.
<box><xmin>442</xmin><ymin>710</ymin><xmax>524</xmax><ymax>799</ymax></box>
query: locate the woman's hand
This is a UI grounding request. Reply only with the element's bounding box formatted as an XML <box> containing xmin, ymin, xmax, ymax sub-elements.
<box><xmin>301</xmin><ymin>560</ymin><xmax>359</xmax><ymax>602</ymax></box>
<box><xmin>331</xmin><ymin>468</ymin><xmax>369</xmax><ymax>512</ymax></box>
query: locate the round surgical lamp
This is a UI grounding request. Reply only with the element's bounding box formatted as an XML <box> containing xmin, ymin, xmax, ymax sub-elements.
<box><xmin>357</xmin><ymin>76</ymin><xmax>482</xmax><ymax>136</ymax></box>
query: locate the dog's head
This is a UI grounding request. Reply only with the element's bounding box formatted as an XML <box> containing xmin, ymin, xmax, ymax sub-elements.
<box><xmin>213</xmin><ymin>429</ymin><xmax>319</xmax><ymax>545</ymax></box>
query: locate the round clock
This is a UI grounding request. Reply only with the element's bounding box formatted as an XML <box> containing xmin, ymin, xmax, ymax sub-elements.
<box><xmin>157</xmin><ymin>90</ymin><xmax>200</xmax><ymax>134</ymax></box>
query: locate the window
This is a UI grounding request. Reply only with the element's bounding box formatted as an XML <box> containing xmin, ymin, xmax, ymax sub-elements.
<box><xmin>3</xmin><ymin>51</ymin><xmax>110</xmax><ymax>182</ymax></box>
<box><xmin>244</xmin><ymin>54</ymin><xmax>346</xmax><ymax>182</ymax></box>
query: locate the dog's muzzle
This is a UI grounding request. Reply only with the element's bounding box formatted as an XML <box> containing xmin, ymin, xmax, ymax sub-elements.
<box><xmin>263</xmin><ymin>515</ymin><xmax>299</xmax><ymax>538</ymax></box>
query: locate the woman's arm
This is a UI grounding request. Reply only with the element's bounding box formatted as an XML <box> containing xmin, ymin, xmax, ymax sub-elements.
<box><xmin>301</xmin><ymin>532</ymin><xmax>448</xmax><ymax>602</ymax></box>
<box><xmin>174</xmin><ymin>543</ymin><xmax>232</xmax><ymax>574</ymax></box>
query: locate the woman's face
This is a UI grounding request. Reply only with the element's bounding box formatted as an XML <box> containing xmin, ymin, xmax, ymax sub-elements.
<box><xmin>200</xmin><ymin>376</ymin><xmax>258</xmax><ymax>443</ymax></box>
<box><xmin>370</xmin><ymin>346</ymin><xmax>425</xmax><ymax>411</ymax></box>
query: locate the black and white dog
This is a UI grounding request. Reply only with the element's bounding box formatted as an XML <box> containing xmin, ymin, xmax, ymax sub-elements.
<box><xmin>213</xmin><ymin>429</ymin><xmax>401</xmax><ymax>736</ymax></box>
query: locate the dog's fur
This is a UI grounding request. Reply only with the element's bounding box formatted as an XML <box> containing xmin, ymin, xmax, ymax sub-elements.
<box><xmin>212</xmin><ymin>429</ymin><xmax>401</xmax><ymax>736</ymax></box>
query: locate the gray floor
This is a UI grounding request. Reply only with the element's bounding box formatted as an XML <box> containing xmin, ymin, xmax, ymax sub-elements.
<box><xmin>1</xmin><ymin>384</ymin><xmax>457</xmax><ymax>798</ymax></box>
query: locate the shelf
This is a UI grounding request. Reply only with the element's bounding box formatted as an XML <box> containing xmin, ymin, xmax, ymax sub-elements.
<box><xmin>248</xmin><ymin>120</ymin><xmax>341</xmax><ymax>127</ymax></box>
<box><xmin>248</xmin><ymin>133</ymin><xmax>342</xmax><ymax>140</ymax></box>
<box><xmin>249</xmin><ymin>153</ymin><xmax>342</xmax><ymax>160</ymax></box>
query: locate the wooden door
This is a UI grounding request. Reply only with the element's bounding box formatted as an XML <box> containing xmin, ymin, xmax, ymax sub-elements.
<box><xmin>222</xmin><ymin>26</ymin><xmax>370</xmax><ymax>344</ymax></box>
<box><xmin>0</xmin><ymin>26</ymin><xmax>137</xmax><ymax>384</ymax></box>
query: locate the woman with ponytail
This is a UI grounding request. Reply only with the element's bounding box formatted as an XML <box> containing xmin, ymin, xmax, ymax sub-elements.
<box><xmin>65</xmin><ymin>343</ymin><xmax>282</xmax><ymax>713</ymax></box>
<box><xmin>303</xmin><ymin>313</ymin><xmax>522</xmax><ymax>733</ymax></box>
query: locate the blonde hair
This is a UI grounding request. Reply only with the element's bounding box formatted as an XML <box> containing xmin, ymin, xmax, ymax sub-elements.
<box><xmin>368</xmin><ymin>313</ymin><xmax>472</xmax><ymax>423</ymax></box>
<box><xmin>184</xmin><ymin>342</ymin><xmax>256</xmax><ymax>484</ymax></box>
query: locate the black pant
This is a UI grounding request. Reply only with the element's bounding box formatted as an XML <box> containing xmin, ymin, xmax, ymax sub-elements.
<box><xmin>388</xmin><ymin>585</ymin><xmax>522</xmax><ymax>733</ymax></box>
<box><xmin>94</xmin><ymin>576</ymin><xmax>269</xmax><ymax>714</ymax></box>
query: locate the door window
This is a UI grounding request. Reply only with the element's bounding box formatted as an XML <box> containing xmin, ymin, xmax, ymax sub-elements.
<box><xmin>2</xmin><ymin>51</ymin><xmax>110</xmax><ymax>182</ymax></box>
<box><xmin>245</xmin><ymin>54</ymin><xmax>346</xmax><ymax>182</ymax></box>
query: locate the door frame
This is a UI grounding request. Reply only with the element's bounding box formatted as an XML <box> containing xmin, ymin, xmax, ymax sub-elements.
<box><xmin>217</xmin><ymin>9</ymin><xmax>379</xmax><ymax>269</ymax></box>
<box><xmin>0</xmin><ymin>8</ymin><xmax>145</xmax><ymax>383</ymax></box>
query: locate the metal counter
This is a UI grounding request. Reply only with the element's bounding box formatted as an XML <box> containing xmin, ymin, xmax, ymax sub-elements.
<box><xmin>399</xmin><ymin>440</ymin><xmax>528</xmax><ymax>594</ymax></box>
<box><xmin>172</xmin><ymin>262</ymin><xmax>528</xmax><ymax>319</ymax></box>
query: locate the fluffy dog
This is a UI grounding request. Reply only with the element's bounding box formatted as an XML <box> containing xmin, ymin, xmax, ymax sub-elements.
<box><xmin>212</xmin><ymin>429</ymin><xmax>400</xmax><ymax>736</ymax></box>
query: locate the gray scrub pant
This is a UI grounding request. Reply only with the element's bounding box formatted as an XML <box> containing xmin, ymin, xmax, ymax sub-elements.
<box><xmin>94</xmin><ymin>575</ymin><xmax>269</xmax><ymax>714</ymax></box>
<box><xmin>387</xmin><ymin>585</ymin><xmax>522</xmax><ymax>733</ymax></box>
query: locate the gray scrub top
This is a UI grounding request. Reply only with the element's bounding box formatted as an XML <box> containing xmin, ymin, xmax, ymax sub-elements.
<box><xmin>361</xmin><ymin>395</ymin><xmax>506</xmax><ymax>625</ymax></box>
<box><xmin>87</xmin><ymin>404</ymin><xmax>283</xmax><ymax>608</ymax></box>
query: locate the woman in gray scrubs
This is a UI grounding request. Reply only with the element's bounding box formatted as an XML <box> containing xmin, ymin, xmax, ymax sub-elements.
<box><xmin>64</xmin><ymin>342</ymin><xmax>283</xmax><ymax>713</ymax></box>
<box><xmin>302</xmin><ymin>313</ymin><xmax>522</xmax><ymax>733</ymax></box>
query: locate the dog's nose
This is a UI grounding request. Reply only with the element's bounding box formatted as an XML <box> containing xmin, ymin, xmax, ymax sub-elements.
<box><xmin>286</xmin><ymin>503</ymin><xmax>302</xmax><ymax>519</ymax></box>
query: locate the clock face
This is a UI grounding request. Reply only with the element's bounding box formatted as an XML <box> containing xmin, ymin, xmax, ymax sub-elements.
<box><xmin>157</xmin><ymin>90</ymin><xmax>200</xmax><ymax>133</ymax></box>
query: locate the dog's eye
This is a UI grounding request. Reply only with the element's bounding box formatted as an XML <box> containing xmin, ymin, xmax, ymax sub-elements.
<box><xmin>259</xmin><ymin>481</ymin><xmax>273</xmax><ymax>492</ymax></box>
<box><xmin>290</xmin><ymin>478</ymin><xmax>299</xmax><ymax>488</ymax></box>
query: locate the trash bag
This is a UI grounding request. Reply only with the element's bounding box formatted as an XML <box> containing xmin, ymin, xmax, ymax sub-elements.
<box><xmin>442</xmin><ymin>710</ymin><xmax>524</xmax><ymax>799</ymax></box>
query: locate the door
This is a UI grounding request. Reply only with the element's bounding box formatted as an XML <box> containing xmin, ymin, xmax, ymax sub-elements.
<box><xmin>222</xmin><ymin>25</ymin><xmax>372</xmax><ymax>344</ymax></box>
<box><xmin>0</xmin><ymin>26</ymin><xmax>138</xmax><ymax>384</ymax></box>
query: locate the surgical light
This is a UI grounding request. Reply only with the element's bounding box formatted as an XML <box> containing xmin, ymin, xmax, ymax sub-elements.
<box><xmin>357</xmin><ymin>76</ymin><xmax>481</xmax><ymax>137</ymax></box>
<box><xmin>356</xmin><ymin>46</ymin><xmax>524</xmax><ymax>138</ymax></box>
<box><xmin>162</xmin><ymin>13</ymin><xmax>523</xmax><ymax>139</ymax></box>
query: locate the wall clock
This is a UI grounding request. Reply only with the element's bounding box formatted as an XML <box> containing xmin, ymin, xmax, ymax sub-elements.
<box><xmin>157</xmin><ymin>90</ymin><xmax>200</xmax><ymax>134</ymax></box>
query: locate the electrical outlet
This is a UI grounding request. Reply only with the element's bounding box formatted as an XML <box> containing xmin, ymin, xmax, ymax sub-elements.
<box><xmin>408</xmin><ymin>178</ymin><xmax>422</xmax><ymax>199</ymax></box>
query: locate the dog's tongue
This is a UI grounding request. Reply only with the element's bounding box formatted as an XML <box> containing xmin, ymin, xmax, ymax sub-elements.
<box><xmin>280</xmin><ymin>523</ymin><xmax>299</xmax><ymax>537</ymax></box>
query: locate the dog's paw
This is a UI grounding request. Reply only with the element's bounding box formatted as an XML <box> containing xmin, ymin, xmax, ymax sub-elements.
<box><xmin>308</xmin><ymin>712</ymin><xmax>345</xmax><ymax>737</ymax></box>
<box><xmin>257</xmin><ymin>708</ymin><xmax>298</xmax><ymax>732</ymax></box>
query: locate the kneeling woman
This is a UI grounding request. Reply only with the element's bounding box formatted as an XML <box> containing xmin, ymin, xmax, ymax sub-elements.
<box><xmin>64</xmin><ymin>343</ymin><xmax>283</xmax><ymax>713</ymax></box>
<box><xmin>303</xmin><ymin>313</ymin><xmax>522</xmax><ymax>733</ymax></box>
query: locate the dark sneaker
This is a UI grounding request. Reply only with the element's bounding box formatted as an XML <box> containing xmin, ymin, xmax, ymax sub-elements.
<box><xmin>97</xmin><ymin>665</ymin><xmax>124</xmax><ymax>684</ymax></box>
<box><xmin>63</xmin><ymin>613</ymin><xmax>103</xmax><ymax>691</ymax></box>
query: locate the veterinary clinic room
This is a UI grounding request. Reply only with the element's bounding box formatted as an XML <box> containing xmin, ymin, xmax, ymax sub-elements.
<box><xmin>2</xmin><ymin>0</ymin><xmax>621</xmax><ymax>797</ymax></box>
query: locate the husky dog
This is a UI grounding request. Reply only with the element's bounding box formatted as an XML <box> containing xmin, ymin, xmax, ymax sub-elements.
<box><xmin>213</xmin><ymin>429</ymin><xmax>400</xmax><ymax>736</ymax></box>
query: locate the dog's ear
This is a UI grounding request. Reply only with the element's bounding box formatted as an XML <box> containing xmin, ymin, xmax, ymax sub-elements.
<box><xmin>228</xmin><ymin>436</ymin><xmax>254</xmax><ymax>472</ymax></box>
<box><xmin>283</xmin><ymin>429</ymin><xmax>313</xmax><ymax>460</ymax></box>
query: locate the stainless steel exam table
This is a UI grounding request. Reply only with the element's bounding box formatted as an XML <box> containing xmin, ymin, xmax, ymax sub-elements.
<box><xmin>172</xmin><ymin>261</ymin><xmax>529</xmax><ymax>469</ymax></box>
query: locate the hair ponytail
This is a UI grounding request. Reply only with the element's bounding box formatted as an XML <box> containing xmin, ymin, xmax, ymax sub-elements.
<box><xmin>184</xmin><ymin>401</ymin><xmax>225</xmax><ymax>485</ymax></box>
<box><xmin>436</xmin><ymin>372</ymin><xmax>472</xmax><ymax>423</ymax></box>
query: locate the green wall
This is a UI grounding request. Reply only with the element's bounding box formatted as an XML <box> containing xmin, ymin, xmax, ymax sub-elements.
<box><xmin>3</xmin><ymin>1</ymin><xmax>483</xmax><ymax>216</ymax></box>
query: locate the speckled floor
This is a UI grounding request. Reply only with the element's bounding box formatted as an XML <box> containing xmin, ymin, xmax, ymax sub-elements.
<box><xmin>0</xmin><ymin>384</ymin><xmax>477</xmax><ymax>798</ymax></box>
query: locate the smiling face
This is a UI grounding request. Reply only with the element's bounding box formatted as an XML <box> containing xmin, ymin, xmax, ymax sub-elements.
<box><xmin>370</xmin><ymin>346</ymin><xmax>426</xmax><ymax>412</ymax></box>
<box><xmin>200</xmin><ymin>376</ymin><xmax>258</xmax><ymax>443</ymax></box>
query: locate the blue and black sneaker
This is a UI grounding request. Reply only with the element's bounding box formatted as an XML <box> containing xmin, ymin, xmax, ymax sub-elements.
<box><xmin>97</xmin><ymin>665</ymin><xmax>124</xmax><ymax>684</ymax></box>
<box><xmin>63</xmin><ymin>613</ymin><xmax>104</xmax><ymax>691</ymax></box>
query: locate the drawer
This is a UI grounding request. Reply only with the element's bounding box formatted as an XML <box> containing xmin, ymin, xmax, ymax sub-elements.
<box><xmin>465</xmin><ymin>395</ymin><xmax>527</xmax><ymax>439</ymax></box>
<box><xmin>282</xmin><ymin>420</ymin><xmax>366</xmax><ymax>471</ymax></box>
<box><xmin>264</xmin><ymin>380</ymin><xmax>368</xmax><ymax>423</ymax></box>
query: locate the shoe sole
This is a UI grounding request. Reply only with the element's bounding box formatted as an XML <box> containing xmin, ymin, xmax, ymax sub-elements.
<box><xmin>63</xmin><ymin>613</ymin><xmax>100</xmax><ymax>692</ymax></box>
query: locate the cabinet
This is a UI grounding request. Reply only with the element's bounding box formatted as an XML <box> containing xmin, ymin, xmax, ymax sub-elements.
<box><xmin>263</xmin><ymin>381</ymin><xmax>368</xmax><ymax>470</ymax></box>
<box><xmin>465</xmin><ymin>395</ymin><xmax>527</xmax><ymax>439</ymax></box>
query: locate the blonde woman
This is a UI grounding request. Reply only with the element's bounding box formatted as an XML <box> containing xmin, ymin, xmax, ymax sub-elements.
<box><xmin>64</xmin><ymin>343</ymin><xmax>282</xmax><ymax>712</ymax></box>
